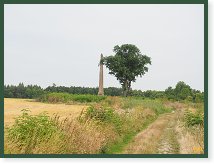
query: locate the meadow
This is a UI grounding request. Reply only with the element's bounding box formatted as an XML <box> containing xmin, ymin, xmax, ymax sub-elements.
<box><xmin>4</xmin><ymin>94</ymin><xmax>204</xmax><ymax>154</ymax></box>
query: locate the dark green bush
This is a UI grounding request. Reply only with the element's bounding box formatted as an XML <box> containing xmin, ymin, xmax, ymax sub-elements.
<box><xmin>184</xmin><ymin>110</ymin><xmax>204</xmax><ymax>127</ymax></box>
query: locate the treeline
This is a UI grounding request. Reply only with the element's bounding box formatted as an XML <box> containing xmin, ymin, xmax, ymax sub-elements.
<box><xmin>130</xmin><ymin>81</ymin><xmax>204</xmax><ymax>103</ymax></box>
<box><xmin>4</xmin><ymin>81</ymin><xmax>204</xmax><ymax>102</ymax></box>
<box><xmin>45</xmin><ymin>84</ymin><xmax>123</xmax><ymax>96</ymax></box>
<box><xmin>4</xmin><ymin>83</ymin><xmax>44</xmax><ymax>99</ymax></box>
<box><xmin>164</xmin><ymin>81</ymin><xmax>204</xmax><ymax>102</ymax></box>
<box><xmin>4</xmin><ymin>83</ymin><xmax>122</xmax><ymax>98</ymax></box>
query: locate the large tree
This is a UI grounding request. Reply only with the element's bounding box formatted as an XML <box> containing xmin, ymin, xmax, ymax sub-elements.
<box><xmin>174</xmin><ymin>81</ymin><xmax>192</xmax><ymax>100</ymax></box>
<box><xmin>102</xmin><ymin>44</ymin><xmax>151</xmax><ymax>96</ymax></box>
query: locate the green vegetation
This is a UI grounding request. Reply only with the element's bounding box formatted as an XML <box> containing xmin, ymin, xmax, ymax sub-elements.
<box><xmin>184</xmin><ymin>110</ymin><xmax>204</xmax><ymax>127</ymax></box>
<box><xmin>121</xmin><ymin>98</ymin><xmax>172</xmax><ymax>115</ymax></box>
<box><xmin>6</xmin><ymin>109</ymin><xmax>62</xmax><ymax>154</ymax></box>
<box><xmin>4</xmin><ymin>81</ymin><xmax>203</xmax><ymax>103</ymax></box>
<box><xmin>165</xmin><ymin>81</ymin><xmax>204</xmax><ymax>102</ymax></box>
<box><xmin>4</xmin><ymin>83</ymin><xmax>44</xmax><ymax>99</ymax></box>
<box><xmin>4</xmin><ymin>83</ymin><xmax>124</xmax><ymax>98</ymax></box>
<box><xmin>39</xmin><ymin>92</ymin><xmax>106</xmax><ymax>103</ymax></box>
<box><xmin>102</xmin><ymin>44</ymin><xmax>151</xmax><ymax>96</ymax></box>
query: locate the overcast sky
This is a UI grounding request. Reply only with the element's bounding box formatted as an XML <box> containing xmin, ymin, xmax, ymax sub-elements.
<box><xmin>4</xmin><ymin>4</ymin><xmax>204</xmax><ymax>91</ymax></box>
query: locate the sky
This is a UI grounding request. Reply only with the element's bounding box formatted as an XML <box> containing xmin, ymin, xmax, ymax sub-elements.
<box><xmin>4</xmin><ymin>4</ymin><xmax>204</xmax><ymax>91</ymax></box>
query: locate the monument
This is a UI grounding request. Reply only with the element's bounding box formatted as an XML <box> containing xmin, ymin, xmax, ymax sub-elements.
<box><xmin>98</xmin><ymin>54</ymin><xmax>104</xmax><ymax>96</ymax></box>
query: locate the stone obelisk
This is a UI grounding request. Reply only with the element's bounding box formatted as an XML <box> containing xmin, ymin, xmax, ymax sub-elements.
<box><xmin>98</xmin><ymin>54</ymin><xmax>104</xmax><ymax>96</ymax></box>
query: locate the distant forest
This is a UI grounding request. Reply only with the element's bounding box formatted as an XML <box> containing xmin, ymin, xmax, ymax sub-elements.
<box><xmin>4</xmin><ymin>81</ymin><xmax>204</xmax><ymax>103</ymax></box>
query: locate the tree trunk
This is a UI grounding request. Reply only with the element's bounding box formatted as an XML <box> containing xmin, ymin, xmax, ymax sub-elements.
<box><xmin>123</xmin><ymin>89</ymin><xmax>128</xmax><ymax>97</ymax></box>
<box><xmin>123</xmin><ymin>80</ymin><xmax>129</xmax><ymax>97</ymax></box>
<box><xmin>127</xmin><ymin>81</ymin><xmax>131</xmax><ymax>93</ymax></box>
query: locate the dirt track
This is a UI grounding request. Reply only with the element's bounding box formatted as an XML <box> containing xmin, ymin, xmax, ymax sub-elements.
<box><xmin>121</xmin><ymin>112</ymin><xmax>179</xmax><ymax>154</ymax></box>
<box><xmin>121</xmin><ymin>103</ymin><xmax>204</xmax><ymax>154</ymax></box>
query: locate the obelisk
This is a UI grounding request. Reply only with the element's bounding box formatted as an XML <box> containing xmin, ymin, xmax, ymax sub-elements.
<box><xmin>98</xmin><ymin>54</ymin><xmax>104</xmax><ymax>96</ymax></box>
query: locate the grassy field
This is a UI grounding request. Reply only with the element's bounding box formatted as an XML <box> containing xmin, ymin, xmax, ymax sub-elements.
<box><xmin>4</xmin><ymin>96</ymin><xmax>204</xmax><ymax>154</ymax></box>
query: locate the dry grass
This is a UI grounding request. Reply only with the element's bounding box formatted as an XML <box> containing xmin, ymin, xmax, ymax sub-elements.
<box><xmin>188</xmin><ymin>107</ymin><xmax>197</xmax><ymax>113</ymax></box>
<box><xmin>175</xmin><ymin>124</ymin><xmax>204</xmax><ymax>154</ymax></box>
<box><xmin>164</xmin><ymin>101</ymin><xmax>187</xmax><ymax>111</ymax></box>
<box><xmin>175</xmin><ymin>110</ymin><xmax>204</xmax><ymax>154</ymax></box>
<box><xmin>122</xmin><ymin>113</ymin><xmax>175</xmax><ymax>154</ymax></box>
<box><xmin>4</xmin><ymin>98</ymin><xmax>87</xmax><ymax>126</ymax></box>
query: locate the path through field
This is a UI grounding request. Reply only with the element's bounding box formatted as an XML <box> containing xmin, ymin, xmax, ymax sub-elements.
<box><xmin>121</xmin><ymin>111</ymin><xmax>181</xmax><ymax>154</ymax></box>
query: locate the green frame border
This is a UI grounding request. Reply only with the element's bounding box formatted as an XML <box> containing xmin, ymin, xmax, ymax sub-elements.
<box><xmin>0</xmin><ymin>0</ymin><xmax>208</xmax><ymax>158</ymax></box>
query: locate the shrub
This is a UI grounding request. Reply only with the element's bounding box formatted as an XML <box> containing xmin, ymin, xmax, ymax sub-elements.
<box><xmin>195</xmin><ymin>93</ymin><xmax>204</xmax><ymax>103</ymax></box>
<box><xmin>83</xmin><ymin>106</ymin><xmax>114</xmax><ymax>122</ymax></box>
<box><xmin>184</xmin><ymin>110</ymin><xmax>204</xmax><ymax>127</ymax></box>
<box><xmin>186</xmin><ymin>96</ymin><xmax>193</xmax><ymax>102</ymax></box>
<box><xmin>6</xmin><ymin>109</ymin><xmax>62</xmax><ymax>154</ymax></box>
<box><xmin>79</xmin><ymin>105</ymin><xmax>122</xmax><ymax>133</ymax></box>
<box><xmin>72</xmin><ymin>94</ymin><xmax>106</xmax><ymax>103</ymax></box>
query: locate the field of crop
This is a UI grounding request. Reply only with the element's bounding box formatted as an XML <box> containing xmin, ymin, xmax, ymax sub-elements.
<box><xmin>4</xmin><ymin>95</ymin><xmax>204</xmax><ymax>154</ymax></box>
<box><xmin>4</xmin><ymin>98</ymin><xmax>87</xmax><ymax>126</ymax></box>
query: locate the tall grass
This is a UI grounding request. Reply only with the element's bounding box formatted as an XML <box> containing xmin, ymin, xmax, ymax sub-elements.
<box><xmin>121</xmin><ymin>97</ymin><xmax>172</xmax><ymax>115</ymax></box>
<box><xmin>5</xmin><ymin>109</ymin><xmax>114</xmax><ymax>154</ymax></box>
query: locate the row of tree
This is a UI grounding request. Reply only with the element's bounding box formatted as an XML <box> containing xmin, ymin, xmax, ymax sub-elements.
<box><xmin>45</xmin><ymin>84</ymin><xmax>123</xmax><ymax>96</ymax></box>
<box><xmin>130</xmin><ymin>81</ymin><xmax>204</xmax><ymax>102</ymax></box>
<box><xmin>164</xmin><ymin>81</ymin><xmax>204</xmax><ymax>102</ymax></box>
<box><xmin>4</xmin><ymin>83</ymin><xmax>44</xmax><ymax>99</ymax></box>
<box><xmin>4</xmin><ymin>81</ymin><xmax>204</xmax><ymax>102</ymax></box>
<box><xmin>4</xmin><ymin>83</ymin><xmax>123</xmax><ymax>98</ymax></box>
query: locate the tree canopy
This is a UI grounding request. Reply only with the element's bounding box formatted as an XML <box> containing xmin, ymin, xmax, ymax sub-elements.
<box><xmin>102</xmin><ymin>44</ymin><xmax>151</xmax><ymax>96</ymax></box>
